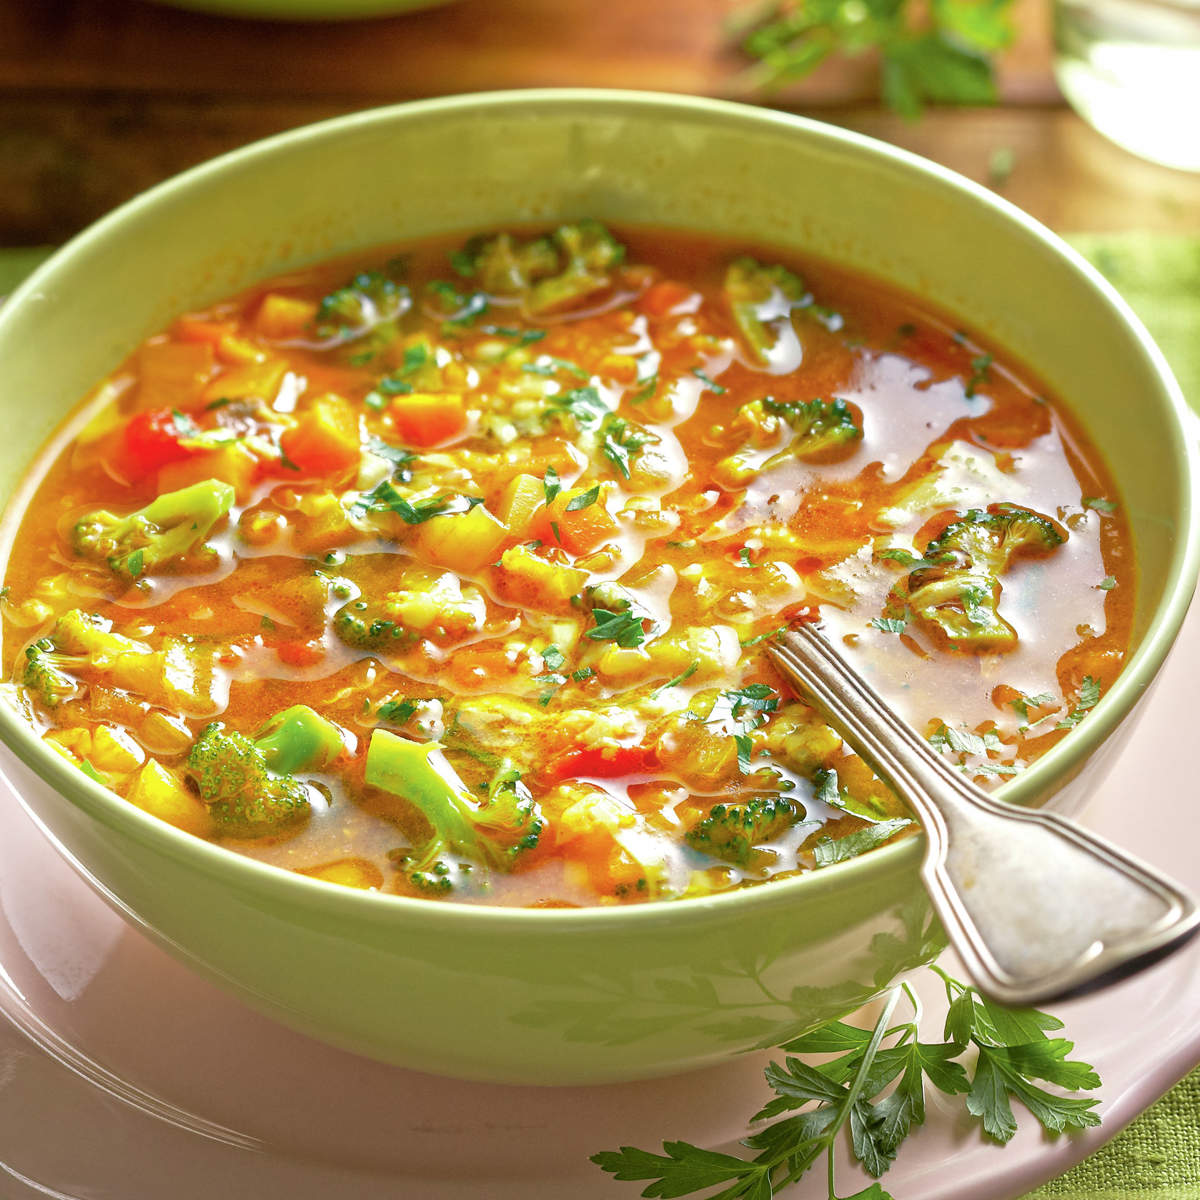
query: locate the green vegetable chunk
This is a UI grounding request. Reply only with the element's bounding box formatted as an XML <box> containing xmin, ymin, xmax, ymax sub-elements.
<box><xmin>686</xmin><ymin>795</ymin><xmax>805</xmax><ymax>867</ymax></box>
<box><xmin>902</xmin><ymin>504</ymin><xmax>1066</xmax><ymax>651</ymax></box>
<box><xmin>72</xmin><ymin>478</ymin><xmax>235</xmax><ymax>579</ymax></box>
<box><xmin>723</xmin><ymin>256</ymin><xmax>807</xmax><ymax>363</ymax></box>
<box><xmin>450</xmin><ymin>222</ymin><xmax>625</xmax><ymax>315</ymax></box>
<box><xmin>365</xmin><ymin>729</ymin><xmax>544</xmax><ymax>895</ymax></box>
<box><xmin>185</xmin><ymin>705</ymin><xmax>344</xmax><ymax>838</ymax></box>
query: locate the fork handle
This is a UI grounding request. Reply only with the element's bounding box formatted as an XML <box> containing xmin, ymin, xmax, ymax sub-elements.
<box><xmin>770</xmin><ymin>627</ymin><xmax>1200</xmax><ymax>1006</ymax></box>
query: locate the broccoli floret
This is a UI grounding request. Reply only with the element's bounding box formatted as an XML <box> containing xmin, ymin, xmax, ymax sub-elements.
<box><xmin>723</xmin><ymin>256</ymin><xmax>808</xmax><ymax>364</ymax></box>
<box><xmin>714</xmin><ymin>397</ymin><xmax>861</xmax><ymax>488</ymax></box>
<box><xmin>72</xmin><ymin>479</ymin><xmax>235</xmax><ymax>579</ymax></box>
<box><xmin>20</xmin><ymin>608</ymin><xmax>215</xmax><ymax>714</ymax></box>
<box><xmin>22</xmin><ymin>637</ymin><xmax>84</xmax><ymax>708</ymax></box>
<box><xmin>366</xmin><ymin>729</ymin><xmax>544</xmax><ymax>894</ymax></box>
<box><xmin>185</xmin><ymin>705</ymin><xmax>344</xmax><ymax>838</ymax></box>
<box><xmin>763</xmin><ymin>397</ymin><xmax>862</xmax><ymax>460</ymax></box>
<box><xmin>332</xmin><ymin>598</ymin><xmax>414</xmax><ymax>653</ymax></box>
<box><xmin>685</xmin><ymin>795</ymin><xmax>806</xmax><ymax>867</ymax></box>
<box><xmin>525</xmin><ymin>220</ymin><xmax>626</xmax><ymax>314</ymax></box>
<box><xmin>902</xmin><ymin>505</ymin><xmax>1067</xmax><ymax>651</ymax></box>
<box><xmin>460</xmin><ymin>232</ymin><xmax>560</xmax><ymax>296</ymax></box>
<box><xmin>445</xmin><ymin>223</ymin><xmax>625</xmax><ymax>316</ymax></box>
<box><xmin>315</xmin><ymin>268</ymin><xmax>411</xmax><ymax>339</ymax></box>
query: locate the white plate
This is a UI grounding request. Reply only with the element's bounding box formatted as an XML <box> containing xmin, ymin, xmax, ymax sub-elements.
<box><xmin>0</xmin><ymin>596</ymin><xmax>1197</xmax><ymax>1200</ymax></box>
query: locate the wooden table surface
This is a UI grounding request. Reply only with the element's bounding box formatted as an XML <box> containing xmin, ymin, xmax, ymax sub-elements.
<box><xmin>3</xmin><ymin>0</ymin><xmax>1200</xmax><ymax>246</ymax></box>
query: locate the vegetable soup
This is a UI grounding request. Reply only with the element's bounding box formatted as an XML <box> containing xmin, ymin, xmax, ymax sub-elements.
<box><xmin>0</xmin><ymin>224</ymin><xmax>1133</xmax><ymax>906</ymax></box>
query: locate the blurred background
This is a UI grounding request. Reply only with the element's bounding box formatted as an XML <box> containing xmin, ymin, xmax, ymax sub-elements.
<box><xmin>2</xmin><ymin>0</ymin><xmax>1200</xmax><ymax>248</ymax></box>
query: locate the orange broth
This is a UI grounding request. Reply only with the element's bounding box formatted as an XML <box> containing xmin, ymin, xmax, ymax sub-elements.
<box><xmin>0</xmin><ymin>225</ymin><xmax>1134</xmax><ymax>906</ymax></box>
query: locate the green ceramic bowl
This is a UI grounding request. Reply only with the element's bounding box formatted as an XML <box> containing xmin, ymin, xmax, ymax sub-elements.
<box><xmin>139</xmin><ymin>0</ymin><xmax>455</xmax><ymax>18</ymax></box>
<box><xmin>0</xmin><ymin>91</ymin><xmax>1195</xmax><ymax>1084</ymax></box>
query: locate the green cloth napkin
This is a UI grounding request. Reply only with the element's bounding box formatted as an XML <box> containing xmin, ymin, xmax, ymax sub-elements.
<box><xmin>2</xmin><ymin>237</ymin><xmax>1198</xmax><ymax>1198</ymax></box>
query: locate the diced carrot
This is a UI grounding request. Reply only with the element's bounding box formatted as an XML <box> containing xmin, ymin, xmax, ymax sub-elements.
<box><xmin>157</xmin><ymin>441</ymin><xmax>260</xmax><ymax>500</ymax></box>
<box><xmin>532</xmin><ymin>486</ymin><xmax>619</xmax><ymax>556</ymax></box>
<box><xmin>496</xmin><ymin>473</ymin><xmax>545</xmax><ymax>536</ymax></box>
<box><xmin>637</xmin><ymin>280</ymin><xmax>696</xmax><ymax>318</ymax></box>
<box><xmin>279</xmin><ymin>395</ymin><xmax>362</xmax><ymax>477</ymax></box>
<box><xmin>136</xmin><ymin>340</ymin><xmax>213</xmax><ymax>410</ymax></box>
<box><xmin>276</xmin><ymin>639</ymin><xmax>327</xmax><ymax>669</ymax></box>
<box><xmin>388</xmin><ymin>392</ymin><xmax>467</xmax><ymax>448</ymax></box>
<box><xmin>254</xmin><ymin>293</ymin><xmax>319</xmax><ymax>340</ymax></box>
<box><xmin>174</xmin><ymin>316</ymin><xmax>238</xmax><ymax>346</ymax></box>
<box><xmin>414</xmin><ymin>504</ymin><xmax>509</xmax><ymax>574</ymax></box>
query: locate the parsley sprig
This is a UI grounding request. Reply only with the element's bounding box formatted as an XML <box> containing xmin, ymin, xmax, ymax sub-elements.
<box><xmin>593</xmin><ymin>963</ymin><xmax>1100</xmax><ymax>1200</ymax></box>
<box><xmin>731</xmin><ymin>0</ymin><xmax>1017</xmax><ymax>119</ymax></box>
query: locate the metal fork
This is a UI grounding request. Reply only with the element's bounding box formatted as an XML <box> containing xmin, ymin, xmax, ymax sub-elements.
<box><xmin>768</xmin><ymin>624</ymin><xmax>1200</xmax><ymax>1006</ymax></box>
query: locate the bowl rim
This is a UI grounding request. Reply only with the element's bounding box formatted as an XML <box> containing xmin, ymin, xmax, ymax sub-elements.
<box><xmin>1</xmin><ymin>87</ymin><xmax>1196</xmax><ymax>932</ymax></box>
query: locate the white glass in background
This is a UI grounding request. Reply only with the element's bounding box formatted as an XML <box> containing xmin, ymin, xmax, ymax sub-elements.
<box><xmin>1054</xmin><ymin>0</ymin><xmax>1200</xmax><ymax>171</ymax></box>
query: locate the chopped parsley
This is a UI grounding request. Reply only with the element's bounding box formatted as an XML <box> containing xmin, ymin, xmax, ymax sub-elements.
<box><xmin>652</xmin><ymin>660</ymin><xmax>700</xmax><ymax>697</ymax></box>
<box><xmin>600</xmin><ymin>416</ymin><xmax>653</xmax><ymax>480</ymax></box>
<box><xmin>352</xmin><ymin>481</ymin><xmax>481</xmax><ymax>525</ymax></box>
<box><xmin>542</xmin><ymin>465</ymin><xmax>561</xmax><ymax>503</ymax></box>
<box><xmin>869</xmin><ymin>616</ymin><xmax>907</xmax><ymax>634</ymax></box>
<box><xmin>1057</xmin><ymin>676</ymin><xmax>1102</xmax><ymax>729</ymax></box>
<box><xmin>691</xmin><ymin>367</ymin><xmax>727</xmax><ymax>394</ymax></box>
<box><xmin>965</xmin><ymin>352</ymin><xmax>994</xmax><ymax>398</ymax></box>
<box><xmin>522</xmin><ymin>357</ymin><xmax>589</xmax><ymax>380</ymax></box>
<box><xmin>1083</xmin><ymin>497</ymin><xmax>1117</xmax><ymax>514</ymax></box>
<box><xmin>377</xmin><ymin>698</ymin><xmax>419</xmax><ymax>725</ymax></box>
<box><xmin>586</xmin><ymin>606</ymin><xmax>648</xmax><ymax>649</ymax></box>
<box><xmin>565</xmin><ymin>484</ymin><xmax>601</xmax><ymax>511</ymax></box>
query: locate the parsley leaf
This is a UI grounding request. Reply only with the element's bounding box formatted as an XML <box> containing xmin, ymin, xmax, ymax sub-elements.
<box><xmin>600</xmin><ymin>416</ymin><xmax>654</xmax><ymax>480</ymax></box>
<box><xmin>377</xmin><ymin>698</ymin><xmax>419</xmax><ymax>725</ymax></box>
<box><xmin>542</xmin><ymin>465</ymin><xmax>561</xmax><ymax>503</ymax></box>
<box><xmin>652</xmin><ymin>660</ymin><xmax>700</xmax><ymax>697</ymax></box>
<box><xmin>965</xmin><ymin>353</ymin><xmax>993</xmax><ymax>398</ymax></box>
<box><xmin>691</xmin><ymin>367</ymin><xmax>728</xmax><ymax>393</ymax></box>
<box><xmin>565</xmin><ymin>484</ymin><xmax>601</xmax><ymax>511</ymax></box>
<box><xmin>593</xmin><ymin>964</ymin><xmax>1100</xmax><ymax>1199</ymax></box>
<box><xmin>586</xmin><ymin>606</ymin><xmax>648</xmax><ymax>649</ymax></box>
<box><xmin>869</xmin><ymin>616</ymin><xmax>906</xmax><ymax>634</ymax></box>
<box><xmin>352</xmin><ymin>481</ymin><xmax>481</xmax><ymax>525</ymax></box>
<box><xmin>1056</xmin><ymin>676</ymin><xmax>1102</xmax><ymax>729</ymax></box>
<box><xmin>813</xmin><ymin>819</ymin><xmax>912</xmax><ymax>867</ymax></box>
<box><xmin>550</xmin><ymin>384</ymin><xmax>610</xmax><ymax>430</ymax></box>
<box><xmin>1083</xmin><ymin>496</ymin><xmax>1117</xmax><ymax>514</ymax></box>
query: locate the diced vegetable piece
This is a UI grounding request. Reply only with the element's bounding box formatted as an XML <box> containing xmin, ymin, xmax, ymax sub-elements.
<box><xmin>533</xmin><ymin>486</ymin><xmax>618</xmax><ymax>555</ymax></box>
<box><xmin>202</xmin><ymin>359</ymin><xmax>286</xmax><ymax>405</ymax></box>
<box><xmin>413</xmin><ymin>504</ymin><xmax>509</xmax><ymax>573</ymax></box>
<box><xmin>280</xmin><ymin>395</ymin><xmax>362</xmax><ymax>476</ymax></box>
<box><xmin>495</xmin><ymin>472</ymin><xmax>545</xmax><ymax>536</ymax></box>
<box><xmin>127</xmin><ymin>759</ymin><xmax>214</xmax><ymax>837</ymax></box>
<box><xmin>136</xmin><ymin>340</ymin><xmax>213</xmax><ymax>409</ymax></box>
<box><xmin>545</xmin><ymin>744</ymin><xmax>654</xmax><ymax>782</ymax></box>
<box><xmin>637</xmin><ymin>279</ymin><xmax>695</xmax><ymax>318</ymax></box>
<box><xmin>255</xmin><ymin>293</ymin><xmax>319</xmax><ymax>340</ymax></box>
<box><xmin>494</xmin><ymin>544</ymin><xmax>588</xmax><ymax>613</ymax></box>
<box><xmin>123</xmin><ymin>407</ymin><xmax>202</xmax><ymax>478</ymax></box>
<box><xmin>157</xmin><ymin>440</ymin><xmax>260</xmax><ymax>500</ymax></box>
<box><xmin>389</xmin><ymin>392</ymin><xmax>468</xmax><ymax>448</ymax></box>
<box><xmin>298</xmin><ymin>858</ymin><xmax>384</xmax><ymax>889</ymax></box>
<box><xmin>174</xmin><ymin>316</ymin><xmax>237</xmax><ymax>346</ymax></box>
